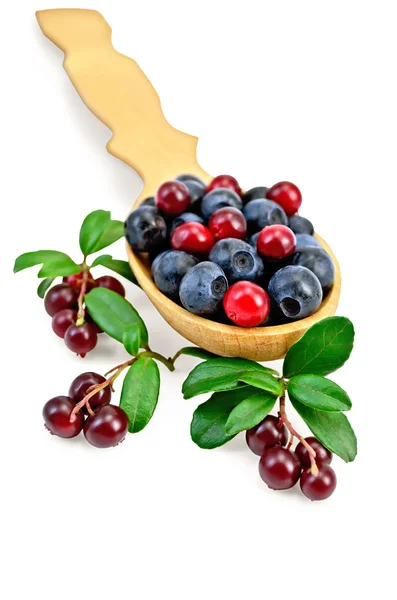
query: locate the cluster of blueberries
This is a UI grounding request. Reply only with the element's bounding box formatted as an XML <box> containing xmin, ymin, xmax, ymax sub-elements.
<box><xmin>124</xmin><ymin>174</ymin><xmax>335</xmax><ymax>328</ymax></box>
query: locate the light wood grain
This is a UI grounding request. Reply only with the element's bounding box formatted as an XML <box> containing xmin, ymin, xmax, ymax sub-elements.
<box><xmin>37</xmin><ymin>8</ymin><xmax>341</xmax><ymax>361</ymax></box>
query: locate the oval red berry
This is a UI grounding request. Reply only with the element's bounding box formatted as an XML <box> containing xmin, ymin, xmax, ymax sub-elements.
<box><xmin>266</xmin><ymin>181</ymin><xmax>302</xmax><ymax>216</ymax></box>
<box><xmin>209</xmin><ymin>207</ymin><xmax>247</xmax><ymax>241</ymax></box>
<box><xmin>223</xmin><ymin>281</ymin><xmax>270</xmax><ymax>327</ymax></box>
<box><xmin>171</xmin><ymin>222</ymin><xmax>214</xmax><ymax>256</ymax></box>
<box><xmin>257</xmin><ymin>225</ymin><xmax>296</xmax><ymax>259</ymax></box>
<box><xmin>156</xmin><ymin>181</ymin><xmax>191</xmax><ymax>216</ymax></box>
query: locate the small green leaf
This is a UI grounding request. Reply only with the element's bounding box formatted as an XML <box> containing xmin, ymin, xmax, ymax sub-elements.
<box><xmin>183</xmin><ymin>358</ymin><xmax>279</xmax><ymax>399</ymax></box>
<box><xmin>289</xmin><ymin>395</ymin><xmax>357</xmax><ymax>462</ymax></box>
<box><xmin>14</xmin><ymin>251</ymin><xmax>80</xmax><ymax>276</ymax></box>
<box><xmin>120</xmin><ymin>357</ymin><xmax>160</xmax><ymax>433</ymax></box>
<box><xmin>91</xmin><ymin>254</ymin><xmax>139</xmax><ymax>286</ymax></box>
<box><xmin>239</xmin><ymin>371</ymin><xmax>283</xmax><ymax>397</ymax></box>
<box><xmin>288</xmin><ymin>374</ymin><xmax>352</xmax><ymax>412</ymax></box>
<box><xmin>85</xmin><ymin>287</ymin><xmax>148</xmax><ymax>346</ymax></box>
<box><xmin>37</xmin><ymin>277</ymin><xmax>55</xmax><ymax>298</ymax></box>
<box><xmin>190</xmin><ymin>387</ymin><xmax>258</xmax><ymax>449</ymax></box>
<box><xmin>79</xmin><ymin>210</ymin><xmax>111</xmax><ymax>257</ymax></box>
<box><xmin>122</xmin><ymin>324</ymin><xmax>141</xmax><ymax>356</ymax></box>
<box><xmin>176</xmin><ymin>347</ymin><xmax>219</xmax><ymax>361</ymax></box>
<box><xmin>283</xmin><ymin>316</ymin><xmax>355</xmax><ymax>378</ymax></box>
<box><xmin>225</xmin><ymin>392</ymin><xmax>277</xmax><ymax>435</ymax></box>
<box><xmin>93</xmin><ymin>220</ymin><xmax>124</xmax><ymax>254</ymax></box>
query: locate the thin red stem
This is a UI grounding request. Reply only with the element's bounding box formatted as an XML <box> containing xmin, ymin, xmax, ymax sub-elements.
<box><xmin>76</xmin><ymin>268</ymin><xmax>89</xmax><ymax>325</ymax></box>
<box><xmin>279</xmin><ymin>396</ymin><xmax>319</xmax><ymax>476</ymax></box>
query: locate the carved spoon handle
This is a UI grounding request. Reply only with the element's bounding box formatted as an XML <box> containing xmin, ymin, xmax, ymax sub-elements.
<box><xmin>36</xmin><ymin>8</ymin><xmax>209</xmax><ymax>200</ymax></box>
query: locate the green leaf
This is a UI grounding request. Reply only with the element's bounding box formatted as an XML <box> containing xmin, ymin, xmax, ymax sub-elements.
<box><xmin>79</xmin><ymin>210</ymin><xmax>111</xmax><ymax>257</ymax></box>
<box><xmin>14</xmin><ymin>251</ymin><xmax>80</xmax><ymax>276</ymax></box>
<box><xmin>190</xmin><ymin>387</ymin><xmax>259</xmax><ymax>449</ymax></box>
<box><xmin>288</xmin><ymin>374</ymin><xmax>352</xmax><ymax>412</ymax></box>
<box><xmin>91</xmin><ymin>254</ymin><xmax>139</xmax><ymax>286</ymax></box>
<box><xmin>283</xmin><ymin>317</ymin><xmax>355</xmax><ymax>378</ymax></box>
<box><xmin>176</xmin><ymin>347</ymin><xmax>219</xmax><ymax>361</ymax></box>
<box><xmin>120</xmin><ymin>357</ymin><xmax>160</xmax><ymax>433</ymax></box>
<box><xmin>93</xmin><ymin>220</ymin><xmax>124</xmax><ymax>253</ymax></box>
<box><xmin>37</xmin><ymin>277</ymin><xmax>55</xmax><ymax>298</ymax></box>
<box><xmin>239</xmin><ymin>371</ymin><xmax>283</xmax><ymax>397</ymax></box>
<box><xmin>182</xmin><ymin>358</ymin><xmax>278</xmax><ymax>399</ymax></box>
<box><xmin>122</xmin><ymin>324</ymin><xmax>141</xmax><ymax>356</ymax></box>
<box><xmin>85</xmin><ymin>287</ymin><xmax>148</xmax><ymax>346</ymax></box>
<box><xmin>289</xmin><ymin>395</ymin><xmax>357</xmax><ymax>462</ymax></box>
<box><xmin>225</xmin><ymin>392</ymin><xmax>277</xmax><ymax>435</ymax></box>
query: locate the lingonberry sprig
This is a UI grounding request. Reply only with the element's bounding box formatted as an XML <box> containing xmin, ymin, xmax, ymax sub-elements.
<box><xmin>14</xmin><ymin>209</ymin><xmax>139</xmax><ymax>357</ymax></box>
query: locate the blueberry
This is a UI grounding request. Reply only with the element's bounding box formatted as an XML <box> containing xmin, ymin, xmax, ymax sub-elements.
<box><xmin>201</xmin><ymin>188</ymin><xmax>243</xmax><ymax>220</ymax></box>
<box><xmin>248</xmin><ymin>232</ymin><xmax>260</xmax><ymax>249</ymax></box>
<box><xmin>176</xmin><ymin>174</ymin><xmax>206</xmax><ymax>187</ymax></box>
<box><xmin>291</xmin><ymin>247</ymin><xmax>335</xmax><ymax>295</ymax></box>
<box><xmin>288</xmin><ymin>214</ymin><xmax>314</xmax><ymax>235</ymax></box>
<box><xmin>140</xmin><ymin>196</ymin><xmax>156</xmax><ymax>207</ymax></box>
<box><xmin>179</xmin><ymin>262</ymin><xmax>228</xmax><ymax>316</ymax></box>
<box><xmin>125</xmin><ymin>206</ymin><xmax>167</xmax><ymax>252</ymax></box>
<box><xmin>268</xmin><ymin>265</ymin><xmax>323</xmax><ymax>321</ymax></box>
<box><xmin>170</xmin><ymin>212</ymin><xmax>204</xmax><ymax>234</ymax></box>
<box><xmin>243</xmin><ymin>199</ymin><xmax>288</xmax><ymax>233</ymax></box>
<box><xmin>295</xmin><ymin>233</ymin><xmax>321</xmax><ymax>251</ymax></box>
<box><xmin>209</xmin><ymin>238</ymin><xmax>264</xmax><ymax>284</ymax></box>
<box><xmin>153</xmin><ymin>250</ymin><xmax>198</xmax><ymax>300</ymax></box>
<box><xmin>242</xmin><ymin>186</ymin><xmax>269</xmax><ymax>204</ymax></box>
<box><xmin>151</xmin><ymin>249</ymin><xmax>172</xmax><ymax>276</ymax></box>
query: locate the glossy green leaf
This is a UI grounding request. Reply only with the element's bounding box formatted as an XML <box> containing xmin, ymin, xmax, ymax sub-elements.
<box><xmin>91</xmin><ymin>254</ymin><xmax>139</xmax><ymax>286</ymax></box>
<box><xmin>92</xmin><ymin>220</ymin><xmax>124</xmax><ymax>254</ymax></box>
<box><xmin>79</xmin><ymin>210</ymin><xmax>111</xmax><ymax>257</ymax></box>
<box><xmin>122</xmin><ymin>324</ymin><xmax>141</xmax><ymax>356</ymax></box>
<box><xmin>183</xmin><ymin>358</ymin><xmax>278</xmax><ymax>399</ymax></box>
<box><xmin>239</xmin><ymin>371</ymin><xmax>283</xmax><ymax>397</ymax></box>
<box><xmin>85</xmin><ymin>287</ymin><xmax>148</xmax><ymax>346</ymax></box>
<box><xmin>14</xmin><ymin>251</ymin><xmax>80</xmax><ymax>276</ymax></box>
<box><xmin>288</xmin><ymin>374</ymin><xmax>351</xmax><ymax>412</ymax></box>
<box><xmin>37</xmin><ymin>277</ymin><xmax>55</xmax><ymax>298</ymax></box>
<box><xmin>225</xmin><ymin>391</ymin><xmax>277</xmax><ymax>435</ymax></box>
<box><xmin>120</xmin><ymin>357</ymin><xmax>160</xmax><ymax>433</ymax></box>
<box><xmin>190</xmin><ymin>387</ymin><xmax>259</xmax><ymax>449</ymax></box>
<box><xmin>289</xmin><ymin>395</ymin><xmax>357</xmax><ymax>462</ymax></box>
<box><xmin>283</xmin><ymin>317</ymin><xmax>355</xmax><ymax>378</ymax></box>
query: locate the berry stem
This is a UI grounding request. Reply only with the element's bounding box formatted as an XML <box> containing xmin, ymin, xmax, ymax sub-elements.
<box><xmin>279</xmin><ymin>396</ymin><xmax>319</xmax><ymax>476</ymax></box>
<box><xmin>76</xmin><ymin>267</ymin><xmax>89</xmax><ymax>326</ymax></box>
<box><xmin>139</xmin><ymin>351</ymin><xmax>175</xmax><ymax>371</ymax></box>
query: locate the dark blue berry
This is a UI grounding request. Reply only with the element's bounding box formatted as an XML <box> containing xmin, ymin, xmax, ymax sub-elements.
<box><xmin>243</xmin><ymin>199</ymin><xmax>288</xmax><ymax>233</ymax></box>
<box><xmin>125</xmin><ymin>206</ymin><xmax>167</xmax><ymax>252</ymax></box>
<box><xmin>151</xmin><ymin>249</ymin><xmax>171</xmax><ymax>276</ymax></box>
<box><xmin>288</xmin><ymin>214</ymin><xmax>314</xmax><ymax>235</ymax></box>
<box><xmin>140</xmin><ymin>196</ymin><xmax>156</xmax><ymax>207</ymax></box>
<box><xmin>201</xmin><ymin>189</ymin><xmax>243</xmax><ymax>220</ymax></box>
<box><xmin>176</xmin><ymin>174</ymin><xmax>206</xmax><ymax>187</ymax></box>
<box><xmin>268</xmin><ymin>265</ymin><xmax>323</xmax><ymax>321</ymax></box>
<box><xmin>242</xmin><ymin>186</ymin><xmax>269</xmax><ymax>204</ymax></box>
<box><xmin>179</xmin><ymin>262</ymin><xmax>228</xmax><ymax>316</ymax></box>
<box><xmin>153</xmin><ymin>250</ymin><xmax>198</xmax><ymax>300</ymax></box>
<box><xmin>291</xmin><ymin>247</ymin><xmax>335</xmax><ymax>295</ymax></box>
<box><xmin>170</xmin><ymin>212</ymin><xmax>204</xmax><ymax>234</ymax></box>
<box><xmin>209</xmin><ymin>238</ymin><xmax>264</xmax><ymax>284</ymax></box>
<box><xmin>295</xmin><ymin>233</ymin><xmax>321</xmax><ymax>251</ymax></box>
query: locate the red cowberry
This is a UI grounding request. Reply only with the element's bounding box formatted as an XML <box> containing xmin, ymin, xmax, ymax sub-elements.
<box><xmin>63</xmin><ymin>271</ymin><xmax>97</xmax><ymax>293</ymax></box>
<box><xmin>209</xmin><ymin>207</ymin><xmax>247</xmax><ymax>241</ymax></box>
<box><xmin>95</xmin><ymin>275</ymin><xmax>125</xmax><ymax>297</ymax></box>
<box><xmin>44</xmin><ymin>283</ymin><xmax>78</xmax><ymax>317</ymax></box>
<box><xmin>266</xmin><ymin>181</ymin><xmax>302</xmax><ymax>216</ymax></box>
<box><xmin>295</xmin><ymin>437</ymin><xmax>333</xmax><ymax>469</ymax></box>
<box><xmin>69</xmin><ymin>371</ymin><xmax>111</xmax><ymax>413</ymax></box>
<box><xmin>259</xmin><ymin>446</ymin><xmax>301</xmax><ymax>490</ymax></box>
<box><xmin>64</xmin><ymin>322</ymin><xmax>98</xmax><ymax>356</ymax></box>
<box><xmin>156</xmin><ymin>181</ymin><xmax>191</xmax><ymax>216</ymax></box>
<box><xmin>43</xmin><ymin>396</ymin><xmax>84</xmax><ymax>438</ymax></box>
<box><xmin>223</xmin><ymin>281</ymin><xmax>270</xmax><ymax>327</ymax></box>
<box><xmin>171</xmin><ymin>222</ymin><xmax>214</xmax><ymax>256</ymax></box>
<box><xmin>300</xmin><ymin>465</ymin><xmax>337</xmax><ymax>501</ymax></box>
<box><xmin>257</xmin><ymin>224</ymin><xmax>296</xmax><ymax>259</ymax></box>
<box><xmin>246</xmin><ymin>415</ymin><xmax>288</xmax><ymax>456</ymax></box>
<box><xmin>84</xmin><ymin>405</ymin><xmax>129</xmax><ymax>448</ymax></box>
<box><xmin>52</xmin><ymin>308</ymin><xmax>78</xmax><ymax>338</ymax></box>
<box><xmin>206</xmin><ymin>174</ymin><xmax>241</xmax><ymax>196</ymax></box>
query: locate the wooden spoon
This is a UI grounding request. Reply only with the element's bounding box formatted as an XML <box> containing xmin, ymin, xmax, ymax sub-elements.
<box><xmin>36</xmin><ymin>8</ymin><xmax>341</xmax><ymax>361</ymax></box>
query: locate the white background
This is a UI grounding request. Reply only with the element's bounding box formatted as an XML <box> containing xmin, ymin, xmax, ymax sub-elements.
<box><xmin>2</xmin><ymin>1</ymin><xmax>396</xmax><ymax>598</ymax></box>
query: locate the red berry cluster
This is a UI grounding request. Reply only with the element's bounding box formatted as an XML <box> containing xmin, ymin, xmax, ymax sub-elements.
<box><xmin>43</xmin><ymin>371</ymin><xmax>129</xmax><ymax>448</ymax></box>
<box><xmin>246</xmin><ymin>416</ymin><xmax>337</xmax><ymax>501</ymax></box>
<box><xmin>44</xmin><ymin>273</ymin><xmax>125</xmax><ymax>357</ymax></box>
